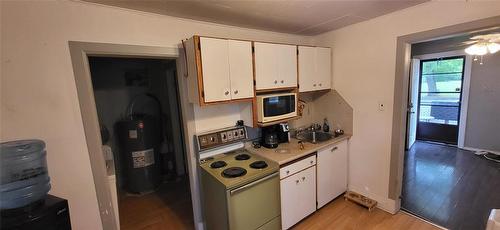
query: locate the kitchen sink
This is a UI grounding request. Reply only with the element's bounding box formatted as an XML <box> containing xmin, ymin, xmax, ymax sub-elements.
<box><xmin>296</xmin><ymin>131</ymin><xmax>333</xmax><ymax>144</ymax></box>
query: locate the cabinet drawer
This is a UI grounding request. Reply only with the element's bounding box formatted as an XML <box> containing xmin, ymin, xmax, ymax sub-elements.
<box><xmin>280</xmin><ymin>155</ymin><xmax>316</xmax><ymax>179</ymax></box>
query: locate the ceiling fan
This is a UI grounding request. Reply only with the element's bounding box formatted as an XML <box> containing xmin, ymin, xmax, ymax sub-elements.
<box><xmin>463</xmin><ymin>33</ymin><xmax>500</xmax><ymax>64</ymax></box>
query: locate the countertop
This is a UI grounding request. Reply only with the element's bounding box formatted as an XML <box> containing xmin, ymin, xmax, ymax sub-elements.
<box><xmin>245</xmin><ymin>134</ymin><xmax>351</xmax><ymax>166</ymax></box>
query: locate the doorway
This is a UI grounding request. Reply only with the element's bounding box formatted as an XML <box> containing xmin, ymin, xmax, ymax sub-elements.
<box><xmin>416</xmin><ymin>56</ymin><xmax>465</xmax><ymax>145</ymax></box>
<box><xmin>406</xmin><ymin>53</ymin><xmax>469</xmax><ymax>149</ymax></box>
<box><xmin>87</xmin><ymin>56</ymin><xmax>193</xmax><ymax>230</ymax></box>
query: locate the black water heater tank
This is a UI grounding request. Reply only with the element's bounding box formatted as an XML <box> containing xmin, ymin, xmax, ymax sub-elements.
<box><xmin>116</xmin><ymin>115</ymin><xmax>161</xmax><ymax>194</ymax></box>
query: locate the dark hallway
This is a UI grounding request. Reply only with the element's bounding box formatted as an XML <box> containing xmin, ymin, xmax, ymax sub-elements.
<box><xmin>402</xmin><ymin>141</ymin><xmax>500</xmax><ymax>229</ymax></box>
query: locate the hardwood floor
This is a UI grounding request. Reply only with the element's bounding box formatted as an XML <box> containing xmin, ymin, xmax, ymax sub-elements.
<box><xmin>119</xmin><ymin>178</ymin><xmax>194</xmax><ymax>230</ymax></box>
<box><xmin>295</xmin><ymin>197</ymin><xmax>439</xmax><ymax>230</ymax></box>
<box><xmin>115</xmin><ymin>159</ymin><xmax>454</xmax><ymax>230</ymax></box>
<box><xmin>402</xmin><ymin>141</ymin><xmax>500</xmax><ymax>230</ymax></box>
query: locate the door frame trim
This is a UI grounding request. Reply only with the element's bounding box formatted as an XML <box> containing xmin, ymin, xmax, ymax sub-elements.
<box><xmin>68</xmin><ymin>41</ymin><xmax>202</xmax><ymax>230</ymax></box>
<box><xmin>413</xmin><ymin>50</ymin><xmax>472</xmax><ymax>148</ymax></box>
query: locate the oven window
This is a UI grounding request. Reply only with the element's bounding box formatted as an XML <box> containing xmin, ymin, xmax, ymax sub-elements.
<box><xmin>263</xmin><ymin>95</ymin><xmax>295</xmax><ymax>117</ymax></box>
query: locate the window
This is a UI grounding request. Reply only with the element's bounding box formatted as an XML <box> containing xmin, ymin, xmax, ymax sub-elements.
<box><xmin>418</xmin><ymin>57</ymin><xmax>464</xmax><ymax>125</ymax></box>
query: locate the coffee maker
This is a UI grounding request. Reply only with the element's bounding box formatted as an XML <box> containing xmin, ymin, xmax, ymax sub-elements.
<box><xmin>277</xmin><ymin>123</ymin><xmax>290</xmax><ymax>143</ymax></box>
<box><xmin>261</xmin><ymin>125</ymin><xmax>279</xmax><ymax>148</ymax></box>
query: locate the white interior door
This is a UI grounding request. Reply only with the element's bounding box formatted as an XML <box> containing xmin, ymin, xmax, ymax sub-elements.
<box><xmin>407</xmin><ymin>58</ymin><xmax>420</xmax><ymax>149</ymax></box>
<box><xmin>228</xmin><ymin>40</ymin><xmax>254</xmax><ymax>99</ymax></box>
<box><xmin>199</xmin><ymin>37</ymin><xmax>231</xmax><ymax>102</ymax></box>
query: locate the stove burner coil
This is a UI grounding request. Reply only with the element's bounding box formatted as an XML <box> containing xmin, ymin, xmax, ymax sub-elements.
<box><xmin>222</xmin><ymin>167</ymin><xmax>247</xmax><ymax>178</ymax></box>
<box><xmin>250</xmin><ymin>161</ymin><xmax>268</xmax><ymax>169</ymax></box>
<box><xmin>210</xmin><ymin>161</ymin><xmax>227</xmax><ymax>169</ymax></box>
<box><xmin>235</xmin><ymin>154</ymin><xmax>251</xmax><ymax>161</ymax></box>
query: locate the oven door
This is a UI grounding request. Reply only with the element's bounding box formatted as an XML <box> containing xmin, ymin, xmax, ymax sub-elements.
<box><xmin>226</xmin><ymin>172</ymin><xmax>281</xmax><ymax>230</ymax></box>
<box><xmin>262</xmin><ymin>94</ymin><xmax>296</xmax><ymax>122</ymax></box>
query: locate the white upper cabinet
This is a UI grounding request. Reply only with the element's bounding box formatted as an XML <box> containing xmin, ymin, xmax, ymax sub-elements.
<box><xmin>254</xmin><ymin>42</ymin><xmax>297</xmax><ymax>90</ymax></box>
<box><xmin>200</xmin><ymin>37</ymin><xmax>231</xmax><ymax>102</ymax></box>
<box><xmin>316</xmin><ymin>47</ymin><xmax>332</xmax><ymax>91</ymax></box>
<box><xmin>298</xmin><ymin>46</ymin><xmax>316</xmax><ymax>92</ymax></box>
<box><xmin>298</xmin><ymin>46</ymin><xmax>332</xmax><ymax>92</ymax></box>
<box><xmin>277</xmin><ymin>44</ymin><xmax>298</xmax><ymax>88</ymax></box>
<box><xmin>198</xmin><ymin>37</ymin><xmax>254</xmax><ymax>104</ymax></box>
<box><xmin>228</xmin><ymin>40</ymin><xmax>254</xmax><ymax>100</ymax></box>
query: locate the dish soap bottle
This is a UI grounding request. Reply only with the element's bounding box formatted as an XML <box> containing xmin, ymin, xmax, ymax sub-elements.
<box><xmin>323</xmin><ymin>118</ymin><xmax>330</xmax><ymax>133</ymax></box>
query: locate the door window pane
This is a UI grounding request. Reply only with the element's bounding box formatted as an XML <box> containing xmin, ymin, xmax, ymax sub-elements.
<box><xmin>421</xmin><ymin>58</ymin><xmax>463</xmax><ymax>74</ymax></box>
<box><xmin>421</xmin><ymin>73</ymin><xmax>463</xmax><ymax>93</ymax></box>
<box><xmin>420</xmin><ymin>92</ymin><xmax>460</xmax><ymax>106</ymax></box>
<box><xmin>419</xmin><ymin>105</ymin><xmax>459</xmax><ymax>125</ymax></box>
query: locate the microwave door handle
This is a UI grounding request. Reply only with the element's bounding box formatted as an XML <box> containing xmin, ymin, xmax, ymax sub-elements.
<box><xmin>229</xmin><ymin>172</ymin><xmax>278</xmax><ymax>196</ymax></box>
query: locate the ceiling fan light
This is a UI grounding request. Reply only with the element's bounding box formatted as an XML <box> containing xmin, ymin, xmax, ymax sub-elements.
<box><xmin>487</xmin><ymin>42</ymin><xmax>500</xmax><ymax>54</ymax></box>
<box><xmin>465</xmin><ymin>44</ymin><xmax>488</xmax><ymax>55</ymax></box>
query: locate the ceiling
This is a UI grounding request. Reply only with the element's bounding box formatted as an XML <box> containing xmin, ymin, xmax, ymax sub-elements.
<box><xmin>412</xmin><ymin>27</ymin><xmax>500</xmax><ymax>56</ymax></box>
<box><xmin>82</xmin><ymin>0</ymin><xmax>429</xmax><ymax>35</ymax></box>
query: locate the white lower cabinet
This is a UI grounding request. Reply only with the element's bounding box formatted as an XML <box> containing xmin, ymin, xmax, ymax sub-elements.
<box><xmin>280</xmin><ymin>162</ymin><xmax>316</xmax><ymax>229</ymax></box>
<box><xmin>316</xmin><ymin>140</ymin><xmax>348</xmax><ymax>208</ymax></box>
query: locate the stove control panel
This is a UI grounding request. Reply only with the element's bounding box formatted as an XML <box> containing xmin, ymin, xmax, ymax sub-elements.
<box><xmin>197</xmin><ymin>126</ymin><xmax>247</xmax><ymax>151</ymax></box>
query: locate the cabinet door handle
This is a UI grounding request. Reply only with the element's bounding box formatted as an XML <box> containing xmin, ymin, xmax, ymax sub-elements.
<box><xmin>302</xmin><ymin>176</ymin><xmax>305</xmax><ymax>181</ymax></box>
<box><xmin>286</xmin><ymin>170</ymin><xmax>290</xmax><ymax>174</ymax></box>
<box><xmin>224</xmin><ymin>91</ymin><xmax>229</xmax><ymax>95</ymax></box>
<box><xmin>274</xmin><ymin>80</ymin><xmax>278</xmax><ymax>84</ymax></box>
<box><xmin>331</xmin><ymin>146</ymin><xmax>338</xmax><ymax>152</ymax></box>
<box><xmin>313</xmin><ymin>84</ymin><xmax>317</xmax><ymax>87</ymax></box>
<box><xmin>234</xmin><ymin>90</ymin><xmax>238</xmax><ymax>94</ymax></box>
<box><xmin>310</xmin><ymin>160</ymin><xmax>314</xmax><ymax>164</ymax></box>
<box><xmin>281</xmin><ymin>80</ymin><xmax>284</xmax><ymax>84</ymax></box>
<box><xmin>319</xmin><ymin>83</ymin><xmax>322</xmax><ymax>86</ymax></box>
<box><xmin>296</xmin><ymin>180</ymin><xmax>300</xmax><ymax>184</ymax></box>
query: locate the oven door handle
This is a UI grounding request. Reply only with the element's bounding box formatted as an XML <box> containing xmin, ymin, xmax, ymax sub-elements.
<box><xmin>230</xmin><ymin>172</ymin><xmax>278</xmax><ymax>196</ymax></box>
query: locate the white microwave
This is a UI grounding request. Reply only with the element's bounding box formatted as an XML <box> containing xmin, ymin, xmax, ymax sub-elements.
<box><xmin>256</xmin><ymin>92</ymin><xmax>297</xmax><ymax>123</ymax></box>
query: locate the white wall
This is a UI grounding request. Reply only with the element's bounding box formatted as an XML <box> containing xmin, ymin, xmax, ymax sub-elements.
<box><xmin>0</xmin><ymin>1</ymin><xmax>311</xmax><ymax>229</ymax></box>
<box><xmin>465</xmin><ymin>53</ymin><xmax>500</xmax><ymax>152</ymax></box>
<box><xmin>313</xmin><ymin>1</ymin><xmax>500</xmax><ymax>212</ymax></box>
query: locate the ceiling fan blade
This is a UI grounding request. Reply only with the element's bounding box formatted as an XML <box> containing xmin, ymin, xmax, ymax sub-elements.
<box><xmin>462</xmin><ymin>41</ymin><xmax>478</xmax><ymax>45</ymax></box>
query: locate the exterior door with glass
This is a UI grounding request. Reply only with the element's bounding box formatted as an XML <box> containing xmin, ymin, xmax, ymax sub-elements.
<box><xmin>417</xmin><ymin>56</ymin><xmax>465</xmax><ymax>144</ymax></box>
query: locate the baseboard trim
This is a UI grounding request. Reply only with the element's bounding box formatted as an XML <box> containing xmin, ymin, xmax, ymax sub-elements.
<box><xmin>401</xmin><ymin>209</ymin><xmax>448</xmax><ymax>230</ymax></box>
<box><xmin>347</xmin><ymin>186</ymin><xmax>398</xmax><ymax>214</ymax></box>
<box><xmin>461</xmin><ymin>146</ymin><xmax>500</xmax><ymax>155</ymax></box>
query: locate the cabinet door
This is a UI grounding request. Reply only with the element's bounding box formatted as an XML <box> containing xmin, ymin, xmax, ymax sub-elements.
<box><xmin>199</xmin><ymin>37</ymin><xmax>231</xmax><ymax>102</ymax></box>
<box><xmin>228</xmin><ymin>40</ymin><xmax>254</xmax><ymax>99</ymax></box>
<box><xmin>254</xmin><ymin>42</ymin><xmax>279</xmax><ymax>90</ymax></box>
<box><xmin>317</xmin><ymin>140</ymin><xmax>348</xmax><ymax>208</ymax></box>
<box><xmin>316</xmin><ymin>47</ymin><xmax>331</xmax><ymax>90</ymax></box>
<box><xmin>281</xmin><ymin>166</ymin><xmax>316</xmax><ymax>230</ymax></box>
<box><xmin>298</xmin><ymin>46</ymin><xmax>316</xmax><ymax>92</ymax></box>
<box><xmin>277</xmin><ymin>44</ymin><xmax>298</xmax><ymax>88</ymax></box>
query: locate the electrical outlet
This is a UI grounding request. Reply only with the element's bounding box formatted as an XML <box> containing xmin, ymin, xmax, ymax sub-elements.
<box><xmin>378</xmin><ymin>102</ymin><xmax>385</xmax><ymax>111</ymax></box>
